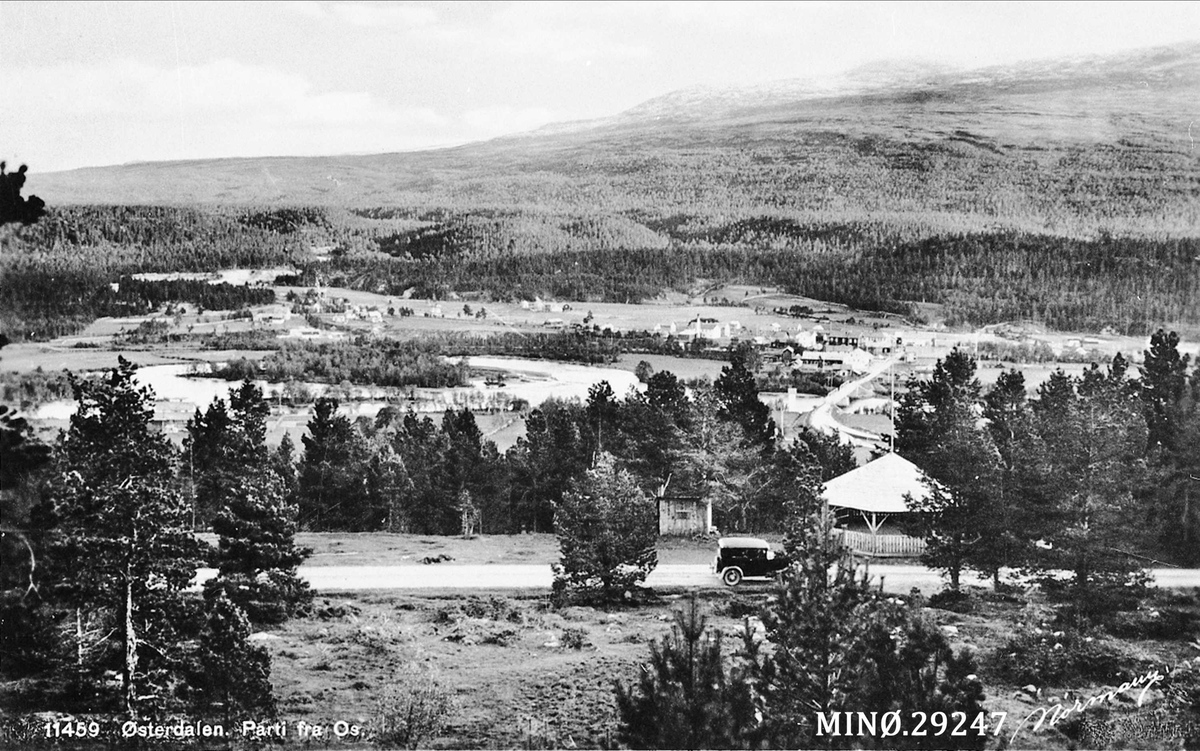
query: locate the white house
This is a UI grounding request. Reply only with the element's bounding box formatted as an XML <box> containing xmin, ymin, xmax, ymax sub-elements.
<box><xmin>795</xmin><ymin>348</ymin><xmax>871</xmax><ymax>375</ymax></box>
<box><xmin>252</xmin><ymin>305</ymin><xmax>292</xmax><ymax>325</ymax></box>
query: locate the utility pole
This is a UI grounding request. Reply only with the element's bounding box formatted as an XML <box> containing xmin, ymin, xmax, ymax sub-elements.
<box><xmin>889</xmin><ymin>359</ymin><xmax>895</xmax><ymax>453</ymax></box>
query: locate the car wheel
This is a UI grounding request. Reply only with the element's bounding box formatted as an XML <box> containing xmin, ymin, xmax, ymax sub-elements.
<box><xmin>722</xmin><ymin>567</ymin><xmax>743</xmax><ymax>587</ymax></box>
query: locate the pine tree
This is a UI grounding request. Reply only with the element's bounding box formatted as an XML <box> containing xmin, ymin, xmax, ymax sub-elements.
<box><xmin>440</xmin><ymin>408</ymin><xmax>505</xmax><ymax>534</ymax></box>
<box><xmin>297</xmin><ymin>397</ymin><xmax>371</xmax><ymax>530</ymax></box>
<box><xmin>616</xmin><ymin>383</ymin><xmax>689</xmax><ymax>493</ymax></box>
<box><xmin>184</xmin><ymin>381</ymin><xmax>274</xmax><ymax>529</ymax></box>
<box><xmin>183</xmin><ymin>397</ymin><xmax>234</xmax><ymax>527</ymax></box>
<box><xmin>193</xmin><ymin>593</ymin><xmax>276</xmax><ymax>725</ymax></box>
<box><xmin>906</xmin><ymin>421</ymin><xmax>1002</xmax><ymax>591</ymax></box>
<box><xmin>0</xmin><ymin>403</ymin><xmax>54</xmax><ymax>676</ymax></box>
<box><xmin>895</xmin><ymin>349</ymin><xmax>982</xmax><ymax>460</ymax></box>
<box><xmin>1140</xmin><ymin>329</ymin><xmax>1190</xmax><ymax>451</ymax></box>
<box><xmin>756</xmin><ymin>444</ymin><xmax>987</xmax><ymax>749</ymax></box>
<box><xmin>896</xmin><ymin>351</ymin><xmax>1005</xmax><ymax>591</ymax></box>
<box><xmin>614</xmin><ymin>596</ymin><xmax>760</xmax><ymax>749</ymax></box>
<box><xmin>1031</xmin><ymin>357</ymin><xmax>1149</xmax><ymax>613</ymax></box>
<box><xmin>584</xmin><ymin>380</ymin><xmax>619</xmax><ymax>456</ymax></box>
<box><xmin>552</xmin><ymin>453</ymin><xmax>658</xmax><ymax>604</ymax></box>
<box><xmin>35</xmin><ymin>358</ymin><xmax>204</xmax><ymax>715</ymax></box>
<box><xmin>506</xmin><ymin>400</ymin><xmax>589</xmax><ymax>533</ymax></box>
<box><xmin>979</xmin><ymin>369</ymin><xmax>1046</xmax><ymax>583</ymax></box>
<box><xmin>756</xmin><ymin>445</ymin><xmax>873</xmax><ymax>746</ymax></box>
<box><xmin>676</xmin><ymin>390</ymin><xmax>760</xmax><ymax>532</ymax></box>
<box><xmin>203</xmin><ymin>470</ymin><xmax>312</xmax><ymax>624</ymax></box>
<box><xmin>714</xmin><ymin>348</ymin><xmax>776</xmax><ymax>446</ymax></box>
<box><xmin>1138</xmin><ymin>331</ymin><xmax>1200</xmax><ymax>564</ymax></box>
<box><xmin>792</xmin><ymin>426</ymin><xmax>856</xmax><ymax>482</ymax></box>
<box><xmin>389</xmin><ymin>410</ymin><xmax>455</xmax><ymax>534</ymax></box>
<box><xmin>271</xmin><ymin>433</ymin><xmax>298</xmax><ymax>501</ymax></box>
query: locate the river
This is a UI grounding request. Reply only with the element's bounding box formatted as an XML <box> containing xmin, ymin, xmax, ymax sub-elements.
<box><xmin>33</xmin><ymin>357</ymin><xmax>642</xmax><ymax>420</ymax></box>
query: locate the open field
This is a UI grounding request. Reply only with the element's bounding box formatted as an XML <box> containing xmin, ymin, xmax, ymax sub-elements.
<box><xmin>262</xmin><ymin>591</ymin><xmax>743</xmax><ymax>749</ymax></box>
<box><xmin>108</xmin><ymin>585</ymin><xmax>1200</xmax><ymax>749</ymax></box>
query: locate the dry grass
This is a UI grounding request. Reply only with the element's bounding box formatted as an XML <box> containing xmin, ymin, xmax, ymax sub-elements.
<box><xmin>264</xmin><ymin>591</ymin><xmax>743</xmax><ymax>749</ymax></box>
<box><xmin>251</xmin><ymin>585</ymin><xmax>1200</xmax><ymax>749</ymax></box>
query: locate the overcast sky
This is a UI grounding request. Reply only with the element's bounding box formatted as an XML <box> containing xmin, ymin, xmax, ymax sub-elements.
<box><xmin>2</xmin><ymin>1</ymin><xmax>1197</xmax><ymax>172</ymax></box>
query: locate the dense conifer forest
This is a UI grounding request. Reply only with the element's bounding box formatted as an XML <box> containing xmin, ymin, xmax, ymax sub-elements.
<box><xmin>3</xmin><ymin>205</ymin><xmax>1199</xmax><ymax>341</ymax></box>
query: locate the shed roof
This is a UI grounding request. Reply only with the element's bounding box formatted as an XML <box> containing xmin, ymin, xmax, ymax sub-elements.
<box><xmin>822</xmin><ymin>452</ymin><xmax>934</xmax><ymax>514</ymax></box>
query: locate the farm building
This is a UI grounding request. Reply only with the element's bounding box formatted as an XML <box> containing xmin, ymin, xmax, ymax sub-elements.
<box><xmin>860</xmin><ymin>336</ymin><xmax>899</xmax><ymax>356</ymax></box>
<box><xmin>794</xmin><ymin>328</ymin><xmax>820</xmax><ymax>348</ymax></box>
<box><xmin>821</xmin><ymin>333</ymin><xmax>860</xmax><ymax>348</ymax></box>
<box><xmin>795</xmin><ymin>348</ymin><xmax>871</xmax><ymax>375</ymax></box>
<box><xmin>277</xmin><ymin>326</ymin><xmax>346</xmax><ymax>341</ymax></box>
<box><xmin>658</xmin><ymin>495</ymin><xmax>711</xmax><ymax>536</ymax></box>
<box><xmin>823</xmin><ymin>452</ymin><xmax>929</xmax><ymax>557</ymax></box>
<box><xmin>252</xmin><ymin>305</ymin><xmax>292</xmax><ymax>325</ymax></box>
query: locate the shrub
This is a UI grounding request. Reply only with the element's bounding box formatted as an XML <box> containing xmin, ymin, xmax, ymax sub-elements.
<box><xmin>1040</xmin><ymin>575</ymin><xmax>1152</xmax><ymax>628</ymax></box>
<box><xmin>987</xmin><ymin>627</ymin><xmax>1129</xmax><ymax>686</ymax></box>
<box><xmin>480</xmin><ymin>627</ymin><xmax>520</xmax><ymax>647</ymax></box>
<box><xmin>1105</xmin><ymin>608</ymin><xmax>1200</xmax><ymax>641</ymax></box>
<box><xmin>434</xmin><ymin>596</ymin><xmax>524</xmax><ymax>625</ymax></box>
<box><xmin>191</xmin><ymin>594</ymin><xmax>276</xmax><ymax>724</ymax></box>
<box><xmin>720</xmin><ymin>597</ymin><xmax>762</xmax><ymax>619</ymax></box>
<box><xmin>461</xmin><ymin>596</ymin><xmax>523</xmax><ymax>623</ymax></box>
<box><xmin>561</xmin><ymin>627</ymin><xmax>589</xmax><ymax>650</ymax></box>
<box><xmin>371</xmin><ymin>668</ymin><xmax>454</xmax><ymax>749</ymax></box>
<box><xmin>928</xmin><ymin>588</ymin><xmax>976</xmax><ymax>613</ymax></box>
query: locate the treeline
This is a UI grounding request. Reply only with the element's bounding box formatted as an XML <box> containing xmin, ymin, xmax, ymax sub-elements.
<box><xmin>110</xmin><ymin>276</ymin><xmax>276</xmax><ymax>313</ymax></box>
<box><xmin>0</xmin><ymin>368</ymin><xmax>74</xmax><ymax>408</ymax></box>
<box><xmin>1</xmin><ymin>363</ymin><xmax>307</xmax><ymax>725</ymax></box>
<box><xmin>370</xmin><ymin>211</ymin><xmax>668</xmax><ymax>260</ymax></box>
<box><xmin>5</xmin><ymin>204</ymin><xmax>1199</xmax><ymax>341</ymax></box>
<box><xmin>897</xmin><ymin>331</ymin><xmax>1200</xmax><ymax>596</ymax></box>
<box><xmin>216</xmin><ymin>340</ymin><xmax>471</xmax><ymax>389</ymax></box>
<box><xmin>306</xmin><ymin>227</ymin><xmax>1200</xmax><ymax>333</ymax></box>
<box><xmin>431</xmin><ymin>330</ymin><xmax>621</xmax><ymax>364</ymax></box>
<box><xmin>0</xmin><ymin>205</ymin><xmax>322</xmax><ymax>340</ymax></box>
<box><xmin>271</xmin><ymin>351</ymin><xmax>854</xmax><ymax>534</ymax></box>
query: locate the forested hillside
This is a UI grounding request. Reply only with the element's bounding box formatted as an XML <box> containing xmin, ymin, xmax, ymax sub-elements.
<box><xmin>3</xmin><ymin>43</ymin><xmax>1199</xmax><ymax>340</ymax></box>
<box><xmin>3</xmin><ymin>205</ymin><xmax>1198</xmax><ymax>340</ymax></box>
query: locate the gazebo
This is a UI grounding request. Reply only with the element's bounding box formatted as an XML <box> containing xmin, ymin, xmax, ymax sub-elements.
<box><xmin>822</xmin><ymin>452</ymin><xmax>932</xmax><ymax>557</ymax></box>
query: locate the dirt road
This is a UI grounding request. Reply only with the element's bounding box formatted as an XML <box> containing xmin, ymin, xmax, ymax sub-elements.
<box><xmin>195</xmin><ymin>564</ymin><xmax>1200</xmax><ymax>595</ymax></box>
<box><xmin>806</xmin><ymin>357</ymin><xmax>896</xmax><ymax>446</ymax></box>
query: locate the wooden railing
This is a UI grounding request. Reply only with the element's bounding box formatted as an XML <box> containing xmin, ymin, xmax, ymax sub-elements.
<box><xmin>836</xmin><ymin>528</ymin><xmax>926</xmax><ymax>558</ymax></box>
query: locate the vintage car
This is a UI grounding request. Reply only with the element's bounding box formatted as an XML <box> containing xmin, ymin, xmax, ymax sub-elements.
<box><xmin>712</xmin><ymin>536</ymin><xmax>789</xmax><ymax>586</ymax></box>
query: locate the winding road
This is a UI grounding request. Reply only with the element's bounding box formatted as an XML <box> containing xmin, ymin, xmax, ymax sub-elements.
<box><xmin>805</xmin><ymin>357</ymin><xmax>896</xmax><ymax>447</ymax></box>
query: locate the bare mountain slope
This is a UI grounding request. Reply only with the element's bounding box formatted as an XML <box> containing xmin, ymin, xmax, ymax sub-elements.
<box><xmin>31</xmin><ymin>43</ymin><xmax>1200</xmax><ymax>233</ymax></box>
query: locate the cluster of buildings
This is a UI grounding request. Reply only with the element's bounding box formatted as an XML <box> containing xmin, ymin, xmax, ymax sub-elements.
<box><xmin>647</xmin><ymin>316</ymin><xmax>906</xmax><ymax>378</ymax></box>
<box><xmin>519</xmin><ymin>298</ymin><xmax>572</xmax><ymax>314</ymax></box>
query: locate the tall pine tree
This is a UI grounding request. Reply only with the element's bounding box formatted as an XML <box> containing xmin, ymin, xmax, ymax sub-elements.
<box><xmin>755</xmin><ymin>443</ymin><xmax>987</xmax><ymax>749</ymax></box>
<box><xmin>35</xmin><ymin>358</ymin><xmax>203</xmax><ymax>715</ymax></box>
<box><xmin>552</xmin><ymin>453</ymin><xmax>658</xmax><ymax>604</ymax></box>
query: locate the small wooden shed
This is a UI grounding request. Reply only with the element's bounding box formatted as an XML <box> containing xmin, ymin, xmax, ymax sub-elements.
<box><xmin>657</xmin><ymin>495</ymin><xmax>710</xmax><ymax>537</ymax></box>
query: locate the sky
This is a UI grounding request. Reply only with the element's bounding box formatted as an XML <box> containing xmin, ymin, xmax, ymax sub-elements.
<box><xmin>1</xmin><ymin>1</ymin><xmax>1197</xmax><ymax>172</ymax></box>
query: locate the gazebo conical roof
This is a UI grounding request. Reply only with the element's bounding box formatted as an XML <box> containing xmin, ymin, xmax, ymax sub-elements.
<box><xmin>822</xmin><ymin>451</ymin><xmax>933</xmax><ymax>514</ymax></box>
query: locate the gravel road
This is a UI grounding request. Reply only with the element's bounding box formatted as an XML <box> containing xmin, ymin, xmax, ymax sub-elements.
<box><xmin>194</xmin><ymin>564</ymin><xmax>1200</xmax><ymax>595</ymax></box>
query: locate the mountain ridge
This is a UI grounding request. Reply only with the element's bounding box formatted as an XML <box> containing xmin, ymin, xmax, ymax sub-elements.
<box><xmin>26</xmin><ymin>41</ymin><xmax>1200</xmax><ymax>235</ymax></box>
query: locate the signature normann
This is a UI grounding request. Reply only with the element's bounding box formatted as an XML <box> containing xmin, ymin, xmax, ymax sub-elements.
<box><xmin>1007</xmin><ymin>668</ymin><xmax>1164</xmax><ymax>744</ymax></box>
